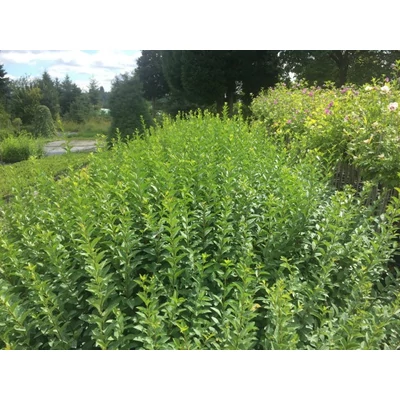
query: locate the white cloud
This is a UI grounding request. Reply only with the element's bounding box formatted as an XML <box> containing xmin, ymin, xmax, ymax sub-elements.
<box><xmin>0</xmin><ymin>50</ymin><xmax>141</xmax><ymax>91</ymax></box>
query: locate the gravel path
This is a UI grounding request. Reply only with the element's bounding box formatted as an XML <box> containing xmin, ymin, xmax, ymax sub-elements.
<box><xmin>44</xmin><ymin>139</ymin><xmax>97</xmax><ymax>156</ymax></box>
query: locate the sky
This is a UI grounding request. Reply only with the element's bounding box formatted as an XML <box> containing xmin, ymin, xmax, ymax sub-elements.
<box><xmin>0</xmin><ymin>50</ymin><xmax>141</xmax><ymax>92</ymax></box>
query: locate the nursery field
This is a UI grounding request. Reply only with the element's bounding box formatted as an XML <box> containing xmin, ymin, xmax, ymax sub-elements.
<box><xmin>0</xmin><ymin>152</ymin><xmax>92</xmax><ymax>201</ymax></box>
<box><xmin>1</xmin><ymin>106</ymin><xmax>399</xmax><ymax>349</ymax></box>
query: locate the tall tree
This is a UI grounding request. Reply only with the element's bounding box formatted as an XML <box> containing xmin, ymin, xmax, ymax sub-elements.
<box><xmin>88</xmin><ymin>78</ymin><xmax>101</xmax><ymax>107</ymax></box>
<box><xmin>69</xmin><ymin>93</ymin><xmax>92</xmax><ymax>123</ymax></box>
<box><xmin>37</xmin><ymin>71</ymin><xmax>60</xmax><ymax>119</ymax></box>
<box><xmin>99</xmin><ymin>86</ymin><xmax>110</xmax><ymax>108</ymax></box>
<box><xmin>136</xmin><ymin>51</ymin><xmax>169</xmax><ymax>116</ymax></box>
<box><xmin>108</xmin><ymin>73</ymin><xmax>152</xmax><ymax>141</ymax></box>
<box><xmin>59</xmin><ymin>75</ymin><xmax>81</xmax><ymax>116</ymax></box>
<box><xmin>0</xmin><ymin>64</ymin><xmax>10</xmax><ymax>104</ymax></box>
<box><xmin>161</xmin><ymin>51</ymin><xmax>280</xmax><ymax>114</ymax></box>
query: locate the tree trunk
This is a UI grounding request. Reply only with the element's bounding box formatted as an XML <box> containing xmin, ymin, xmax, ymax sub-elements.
<box><xmin>329</xmin><ymin>51</ymin><xmax>351</xmax><ymax>87</ymax></box>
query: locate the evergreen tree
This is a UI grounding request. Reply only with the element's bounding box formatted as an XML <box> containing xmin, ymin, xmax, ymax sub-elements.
<box><xmin>99</xmin><ymin>86</ymin><xmax>110</xmax><ymax>108</ymax></box>
<box><xmin>69</xmin><ymin>93</ymin><xmax>91</xmax><ymax>123</ymax></box>
<box><xmin>88</xmin><ymin>78</ymin><xmax>101</xmax><ymax>107</ymax></box>
<box><xmin>59</xmin><ymin>75</ymin><xmax>81</xmax><ymax>116</ymax></box>
<box><xmin>108</xmin><ymin>73</ymin><xmax>152</xmax><ymax>142</ymax></box>
<box><xmin>136</xmin><ymin>51</ymin><xmax>169</xmax><ymax>116</ymax></box>
<box><xmin>161</xmin><ymin>51</ymin><xmax>280</xmax><ymax>115</ymax></box>
<box><xmin>0</xmin><ymin>64</ymin><xmax>10</xmax><ymax>106</ymax></box>
<box><xmin>37</xmin><ymin>71</ymin><xmax>60</xmax><ymax>119</ymax></box>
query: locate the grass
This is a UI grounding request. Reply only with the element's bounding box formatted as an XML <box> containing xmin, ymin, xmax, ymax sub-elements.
<box><xmin>61</xmin><ymin>117</ymin><xmax>111</xmax><ymax>139</ymax></box>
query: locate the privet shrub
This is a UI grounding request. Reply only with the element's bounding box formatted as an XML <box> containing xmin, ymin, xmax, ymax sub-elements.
<box><xmin>0</xmin><ymin>132</ymin><xmax>44</xmax><ymax>163</ymax></box>
<box><xmin>0</xmin><ymin>112</ymin><xmax>399</xmax><ymax>349</ymax></box>
<box><xmin>33</xmin><ymin>105</ymin><xmax>56</xmax><ymax>138</ymax></box>
<box><xmin>0</xmin><ymin>152</ymin><xmax>91</xmax><ymax>200</ymax></box>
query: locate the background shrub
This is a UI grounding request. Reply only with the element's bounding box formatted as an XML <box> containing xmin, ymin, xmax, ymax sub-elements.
<box><xmin>0</xmin><ymin>132</ymin><xmax>44</xmax><ymax>163</ymax></box>
<box><xmin>32</xmin><ymin>105</ymin><xmax>56</xmax><ymax>138</ymax></box>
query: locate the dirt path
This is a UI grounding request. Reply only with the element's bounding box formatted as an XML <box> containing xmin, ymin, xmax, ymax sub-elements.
<box><xmin>44</xmin><ymin>139</ymin><xmax>97</xmax><ymax>156</ymax></box>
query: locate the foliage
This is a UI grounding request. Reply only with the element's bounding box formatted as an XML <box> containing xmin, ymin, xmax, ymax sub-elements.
<box><xmin>0</xmin><ymin>104</ymin><xmax>12</xmax><ymax>130</ymax></box>
<box><xmin>32</xmin><ymin>105</ymin><xmax>56</xmax><ymax>138</ymax></box>
<box><xmin>251</xmin><ymin>71</ymin><xmax>400</xmax><ymax>188</ymax></box>
<box><xmin>280</xmin><ymin>51</ymin><xmax>400</xmax><ymax>87</ymax></box>
<box><xmin>0</xmin><ymin>112</ymin><xmax>399</xmax><ymax>349</ymax></box>
<box><xmin>59</xmin><ymin>75</ymin><xmax>82</xmax><ymax>117</ymax></box>
<box><xmin>136</xmin><ymin>51</ymin><xmax>170</xmax><ymax>117</ymax></box>
<box><xmin>0</xmin><ymin>64</ymin><xmax>11</xmax><ymax>105</ymax></box>
<box><xmin>161</xmin><ymin>50</ymin><xmax>280</xmax><ymax>114</ymax></box>
<box><xmin>108</xmin><ymin>73</ymin><xmax>152</xmax><ymax>142</ymax></box>
<box><xmin>68</xmin><ymin>94</ymin><xmax>92</xmax><ymax>123</ymax></box>
<box><xmin>37</xmin><ymin>71</ymin><xmax>60</xmax><ymax>119</ymax></box>
<box><xmin>0</xmin><ymin>152</ymin><xmax>91</xmax><ymax>200</ymax></box>
<box><xmin>0</xmin><ymin>132</ymin><xmax>44</xmax><ymax>163</ymax></box>
<box><xmin>88</xmin><ymin>78</ymin><xmax>101</xmax><ymax>107</ymax></box>
<box><xmin>62</xmin><ymin>116</ymin><xmax>111</xmax><ymax>138</ymax></box>
<box><xmin>9</xmin><ymin>77</ymin><xmax>42</xmax><ymax>125</ymax></box>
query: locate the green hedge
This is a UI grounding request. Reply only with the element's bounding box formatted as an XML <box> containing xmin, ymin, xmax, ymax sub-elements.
<box><xmin>0</xmin><ymin>112</ymin><xmax>399</xmax><ymax>349</ymax></box>
<box><xmin>0</xmin><ymin>133</ymin><xmax>44</xmax><ymax>164</ymax></box>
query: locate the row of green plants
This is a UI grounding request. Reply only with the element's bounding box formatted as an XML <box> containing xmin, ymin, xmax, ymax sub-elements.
<box><xmin>0</xmin><ymin>152</ymin><xmax>92</xmax><ymax>200</ymax></box>
<box><xmin>1</xmin><ymin>111</ymin><xmax>399</xmax><ymax>349</ymax></box>
<box><xmin>251</xmin><ymin>63</ymin><xmax>400</xmax><ymax>188</ymax></box>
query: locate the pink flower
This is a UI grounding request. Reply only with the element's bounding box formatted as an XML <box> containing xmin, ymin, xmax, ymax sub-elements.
<box><xmin>325</xmin><ymin>109</ymin><xmax>332</xmax><ymax>115</ymax></box>
<box><xmin>308</xmin><ymin>91</ymin><xmax>314</xmax><ymax>97</ymax></box>
<box><xmin>328</xmin><ymin>101</ymin><xmax>334</xmax><ymax>108</ymax></box>
<box><xmin>385</xmin><ymin>77</ymin><xmax>390</xmax><ymax>82</ymax></box>
<box><xmin>341</xmin><ymin>88</ymin><xmax>349</xmax><ymax>94</ymax></box>
<box><xmin>302</xmin><ymin>89</ymin><xmax>307</xmax><ymax>94</ymax></box>
<box><xmin>388</xmin><ymin>102</ymin><xmax>398</xmax><ymax>111</ymax></box>
<box><xmin>287</xmin><ymin>119</ymin><xmax>292</xmax><ymax>124</ymax></box>
<box><xmin>273</xmin><ymin>99</ymin><xmax>278</xmax><ymax>105</ymax></box>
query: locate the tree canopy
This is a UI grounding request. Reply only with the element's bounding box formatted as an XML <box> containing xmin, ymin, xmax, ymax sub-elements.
<box><xmin>108</xmin><ymin>73</ymin><xmax>152</xmax><ymax>141</ymax></box>
<box><xmin>160</xmin><ymin>50</ymin><xmax>280</xmax><ymax>114</ymax></box>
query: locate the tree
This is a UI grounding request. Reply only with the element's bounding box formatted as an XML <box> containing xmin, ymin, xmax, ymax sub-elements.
<box><xmin>161</xmin><ymin>51</ymin><xmax>280</xmax><ymax>115</ymax></box>
<box><xmin>59</xmin><ymin>75</ymin><xmax>81</xmax><ymax>116</ymax></box>
<box><xmin>37</xmin><ymin>71</ymin><xmax>60</xmax><ymax>119</ymax></box>
<box><xmin>69</xmin><ymin>93</ymin><xmax>91</xmax><ymax>123</ymax></box>
<box><xmin>280</xmin><ymin>50</ymin><xmax>400</xmax><ymax>87</ymax></box>
<box><xmin>33</xmin><ymin>105</ymin><xmax>56</xmax><ymax>137</ymax></box>
<box><xmin>99</xmin><ymin>86</ymin><xmax>110</xmax><ymax>108</ymax></box>
<box><xmin>0</xmin><ymin>64</ymin><xmax>10</xmax><ymax>106</ymax></box>
<box><xmin>108</xmin><ymin>73</ymin><xmax>152</xmax><ymax>141</ymax></box>
<box><xmin>136</xmin><ymin>51</ymin><xmax>169</xmax><ymax>116</ymax></box>
<box><xmin>88</xmin><ymin>78</ymin><xmax>101</xmax><ymax>107</ymax></box>
<box><xmin>10</xmin><ymin>77</ymin><xmax>42</xmax><ymax>125</ymax></box>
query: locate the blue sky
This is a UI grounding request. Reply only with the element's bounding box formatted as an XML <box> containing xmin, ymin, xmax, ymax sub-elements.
<box><xmin>0</xmin><ymin>50</ymin><xmax>141</xmax><ymax>92</ymax></box>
